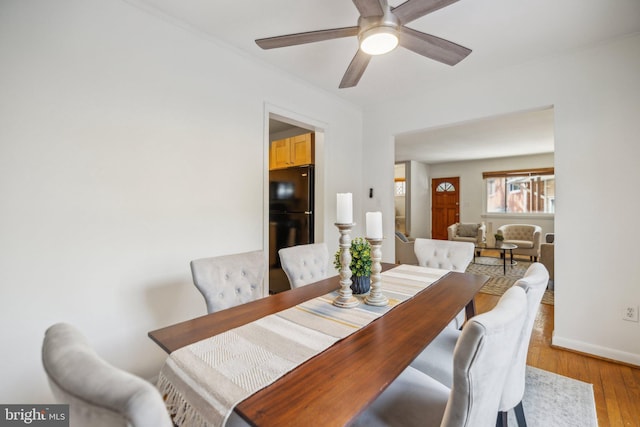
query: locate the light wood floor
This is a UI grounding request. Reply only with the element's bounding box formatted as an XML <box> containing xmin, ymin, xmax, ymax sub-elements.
<box><xmin>475</xmin><ymin>293</ymin><xmax>640</xmax><ymax>427</ymax></box>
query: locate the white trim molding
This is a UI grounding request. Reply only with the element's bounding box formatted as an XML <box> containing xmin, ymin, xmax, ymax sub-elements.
<box><xmin>552</xmin><ymin>332</ymin><xmax>640</xmax><ymax>367</ymax></box>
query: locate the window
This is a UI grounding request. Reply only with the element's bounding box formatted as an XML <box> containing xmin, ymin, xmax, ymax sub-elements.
<box><xmin>394</xmin><ymin>179</ymin><xmax>406</xmax><ymax>196</ymax></box>
<box><xmin>436</xmin><ymin>181</ymin><xmax>456</xmax><ymax>192</ymax></box>
<box><xmin>483</xmin><ymin>167</ymin><xmax>555</xmax><ymax>214</ymax></box>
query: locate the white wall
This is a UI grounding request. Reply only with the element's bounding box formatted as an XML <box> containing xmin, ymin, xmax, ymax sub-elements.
<box><xmin>408</xmin><ymin>161</ymin><xmax>430</xmax><ymax>237</ymax></box>
<box><xmin>0</xmin><ymin>0</ymin><xmax>363</xmax><ymax>402</ymax></box>
<box><xmin>363</xmin><ymin>34</ymin><xmax>640</xmax><ymax>365</ymax></box>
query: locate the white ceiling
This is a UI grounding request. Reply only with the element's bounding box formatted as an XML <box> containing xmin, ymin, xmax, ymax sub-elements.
<box><xmin>395</xmin><ymin>107</ymin><xmax>555</xmax><ymax>163</ymax></box>
<box><xmin>130</xmin><ymin>0</ymin><xmax>640</xmax><ymax>162</ymax></box>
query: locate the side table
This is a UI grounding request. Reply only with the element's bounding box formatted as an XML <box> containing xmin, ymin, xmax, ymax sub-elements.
<box><xmin>474</xmin><ymin>243</ymin><xmax>517</xmax><ymax>275</ymax></box>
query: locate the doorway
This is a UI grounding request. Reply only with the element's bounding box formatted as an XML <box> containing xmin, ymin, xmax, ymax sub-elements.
<box><xmin>431</xmin><ymin>177</ymin><xmax>460</xmax><ymax>240</ymax></box>
<box><xmin>266</xmin><ymin>113</ymin><xmax>324</xmax><ymax>294</ymax></box>
<box><xmin>394</xmin><ymin>162</ymin><xmax>410</xmax><ymax>236</ymax></box>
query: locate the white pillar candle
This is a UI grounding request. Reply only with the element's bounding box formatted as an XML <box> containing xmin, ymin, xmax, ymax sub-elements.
<box><xmin>366</xmin><ymin>211</ymin><xmax>383</xmax><ymax>239</ymax></box>
<box><xmin>336</xmin><ymin>193</ymin><xmax>353</xmax><ymax>224</ymax></box>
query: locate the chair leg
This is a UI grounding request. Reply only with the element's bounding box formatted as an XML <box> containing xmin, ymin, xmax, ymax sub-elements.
<box><xmin>496</xmin><ymin>411</ymin><xmax>508</xmax><ymax>427</ymax></box>
<box><xmin>514</xmin><ymin>401</ymin><xmax>527</xmax><ymax>427</ymax></box>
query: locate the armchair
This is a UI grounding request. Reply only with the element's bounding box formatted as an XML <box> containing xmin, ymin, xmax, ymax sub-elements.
<box><xmin>496</xmin><ymin>224</ymin><xmax>542</xmax><ymax>261</ymax></box>
<box><xmin>395</xmin><ymin>231</ymin><xmax>418</xmax><ymax>265</ymax></box>
<box><xmin>447</xmin><ymin>222</ymin><xmax>486</xmax><ymax>245</ymax></box>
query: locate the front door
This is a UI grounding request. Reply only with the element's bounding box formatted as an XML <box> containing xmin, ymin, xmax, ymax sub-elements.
<box><xmin>431</xmin><ymin>177</ymin><xmax>460</xmax><ymax>240</ymax></box>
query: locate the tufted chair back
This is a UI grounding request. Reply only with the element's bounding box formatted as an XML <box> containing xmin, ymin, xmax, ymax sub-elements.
<box><xmin>498</xmin><ymin>263</ymin><xmax>549</xmax><ymax>425</ymax></box>
<box><xmin>414</xmin><ymin>238</ymin><xmax>474</xmax><ymax>272</ymax></box>
<box><xmin>351</xmin><ymin>286</ymin><xmax>527</xmax><ymax>427</ymax></box>
<box><xmin>414</xmin><ymin>238</ymin><xmax>475</xmax><ymax>329</ymax></box>
<box><xmin>42</xmin><ymin>323</ymin><xmax>173</xmax><ymax>427</ymax></box>
<box><xmin>497</xmin><ymin>224</ymin><xmax>537</xmax><ymax>241</ymax></box>
<box><xmin>190</xmin><ymin>250</ymin><xmax>265</xmax><ymax>314</ymax></box>
<box><xmin>442</xmin><ymin>286</ymin><xmax>527</xmax><ymax>426</ymax></box>
<box><xmin>279</xmin><ymin>243</ymin><xmax>330</xmax><ymax>289</ymax></box>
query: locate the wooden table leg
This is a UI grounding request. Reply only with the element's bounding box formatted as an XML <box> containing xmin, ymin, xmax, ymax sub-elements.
<box><xmin>465</xmin><ymin>298</ymin><xmax>476</xmax><ymax>320</ymax></box>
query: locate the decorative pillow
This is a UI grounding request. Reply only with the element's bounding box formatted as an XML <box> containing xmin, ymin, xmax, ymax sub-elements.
<box><xmin>395</xmin><ymin>231</ymin><xmax>409</xmax><ymax>242</ymax></box>
<box><xmin>457</xmin><ymin>223</ymin><xmax>479</xmax><ymax>238</ymax></box>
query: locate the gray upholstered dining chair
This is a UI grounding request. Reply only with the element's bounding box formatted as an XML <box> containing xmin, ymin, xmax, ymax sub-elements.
<box><xmin>190</xmin><ymin>250</ymin><xmax>265</xmax><ymax>314</ymax></box>
<box><xmin>350</xmin><ymin>285</ymin><xmax>527</xmax><ymax>427</ymax></box>
<box><xmin>497</xmin><ymin>262</ymin><xmax>549</xmax><ymax>426</ymax></box>
<box><xmin>278</xmin><ymin>243</ymin><xmax>330</xmax><ymax>289</ymax></box>
<box><xmin>42</xmin><ymin>323</ymin><xmax>173</xmax><ymax>427</ymax></box>
<box><xmin>414</xmin><ymin>238</ymin><xmax>475</xmax><ymax>328</ymax></box>
<box><xmin>409</xmin><ymin>263</ymin><xmax>549</xmax><ymax>427</ymax></box>
<box><xmin>414</xmin><ymin>238</ymin><xmax>475</xmax><ymax>271</ymax></box>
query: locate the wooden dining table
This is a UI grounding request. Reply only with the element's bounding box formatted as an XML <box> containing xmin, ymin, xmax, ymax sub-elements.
<box><xmin>148</xmin><ymin>264</ymin><xmax>488</xmax><ymax>426</ymax></box>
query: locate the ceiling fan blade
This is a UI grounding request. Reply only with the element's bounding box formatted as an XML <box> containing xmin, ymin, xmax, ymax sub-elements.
<box><xmin>398</xmin><ymin>26</ymin><xmax>471</xmax><ymax>66</ymax></box>
<box><xmin>352</xmin><ymin>0</ymin><xmax>386</xmax><ymax>18</ymax></box>
<box><xmin>392</xmin><ymin>0</ymin><xmax>459</xmax><ymax>24</ymax></box>
<box><xmin>339</xmin><ymin>50</ymin><xmax>371</xmax><ymax>88</ymax></box>
<box><xmin>256</xmin><ymin>27</ymin><xmax>359</xmax><ymax>49</ymax></box>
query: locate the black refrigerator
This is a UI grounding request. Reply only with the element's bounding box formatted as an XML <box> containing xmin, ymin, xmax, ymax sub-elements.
<box><xmin>269</xmin><ymin>165</ymin><xmax>314</xmax><ymax>293</ymax></box>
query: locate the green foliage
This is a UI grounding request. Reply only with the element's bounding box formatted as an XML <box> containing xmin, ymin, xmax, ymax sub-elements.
<box><xmin>494</xmin><ymin>233</ymin><xmax>504</xmax><ymax>241</ymax></box>
<box><xmin>333</xmin><ymin>237</ymin><xmax>372</xmax><ymax>277</ymax></box>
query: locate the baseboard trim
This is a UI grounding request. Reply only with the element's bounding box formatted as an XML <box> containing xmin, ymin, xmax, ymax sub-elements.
<box><xmin>552</xmin><ymin>332</ymin><xmax>640</xmax><ymax>368</ymax></box>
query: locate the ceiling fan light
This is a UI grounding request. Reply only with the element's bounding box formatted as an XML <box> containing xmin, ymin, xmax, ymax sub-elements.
<box><xmin>360</xmin><ymin>27</ymin><xmax>398</xmax><ymax>55</ymax></box>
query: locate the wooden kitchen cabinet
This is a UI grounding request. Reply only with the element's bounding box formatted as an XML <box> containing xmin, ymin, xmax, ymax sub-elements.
<box><xmin>270</xmin><ymin>133</ymin><xmax>314</xmax><ymax>170</ymax></box>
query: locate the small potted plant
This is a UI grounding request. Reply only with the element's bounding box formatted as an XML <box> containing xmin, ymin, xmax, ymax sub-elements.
<box><xmin>494</xmin><ymin>233</ymin><xmax>504</xmax><ymax>247</ymax></box>
<box><xmin>333</xmin><ymin>237</ymin><xmax>372</xmax><ymax>294</ymax></box>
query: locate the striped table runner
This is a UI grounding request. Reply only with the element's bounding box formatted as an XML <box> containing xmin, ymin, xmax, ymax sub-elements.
<box><xmin>157</xmin><ymin>265</ymin><xmax>448</xmax><ymax>426</ymax></box>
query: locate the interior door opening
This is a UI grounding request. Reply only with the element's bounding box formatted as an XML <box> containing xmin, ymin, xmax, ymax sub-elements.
<box><xmin>394</xmin><ymin>162</ymin><xmax>410</xmax><ymax>236</ymax></box>
<box><xmin>267</xmin><ymin>116</ymin><xmax>321</xmax><ymax>294</ymax></box>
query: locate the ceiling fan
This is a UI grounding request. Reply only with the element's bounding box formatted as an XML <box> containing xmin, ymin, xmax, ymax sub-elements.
<box><xmin>255</xmin><ymin>0</ymin><xmax>471</xmax><ymax>88</ymax></box>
